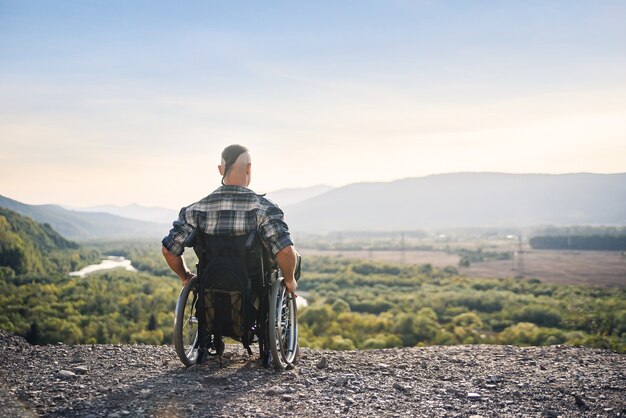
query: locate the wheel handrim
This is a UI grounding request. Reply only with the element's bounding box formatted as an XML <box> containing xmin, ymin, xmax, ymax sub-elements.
<box><xmin>275</xmin><ymin>286</ymin><xmax>297</xmax><ymax>363</ymax></box>
<box><xmin>182</xmin><ymin>292</ymin><xmax>199</xmax><ymax>362</ymax></box>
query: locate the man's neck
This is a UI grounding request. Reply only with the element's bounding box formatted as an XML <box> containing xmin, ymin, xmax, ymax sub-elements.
<box><xmin>223</xmin><ymin>179</ymin><xmax>248</xmax><ymax>188</ymax></box>
<box><xmin>222</xmin><ymin>171</ymin><xmax>249</xmax><ymax>187</ymax></box>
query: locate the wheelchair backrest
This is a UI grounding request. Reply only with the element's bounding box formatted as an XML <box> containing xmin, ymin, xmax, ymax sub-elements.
<box><xmin>194</xmin><ymin>232</ymin><xmax>268</xmax><ymax>287</ymax></box>
<box><xmin>194</xmin><ymin>232</ymin><xmax>269</xmax><ymax>347</ymax></box>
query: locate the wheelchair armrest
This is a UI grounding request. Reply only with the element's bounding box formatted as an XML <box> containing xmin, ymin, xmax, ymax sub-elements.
<box><xmin>295</xmin><ymin>255</ymin><xmax>302</xmax><ymax>281</ymax></box>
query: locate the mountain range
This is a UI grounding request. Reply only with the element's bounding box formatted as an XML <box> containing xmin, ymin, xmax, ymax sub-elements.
<box><xmin>63</xmin><ymin>204</ymin><xmax>178</xmax><ymax>224</ymax></box>
<box><xmin>284</xmin><ymin>173</ymin><xmax>626</xmax><ymax>232</ymax></box>
<box><xmin>0</xmin><ymin>195</ymin><xmax>167</xmax><ymax>241</ymax></box>
<box><xmin>2</xmin><ymin>173</ymin><xmax>625</xmax><ymax>239</ymax></box>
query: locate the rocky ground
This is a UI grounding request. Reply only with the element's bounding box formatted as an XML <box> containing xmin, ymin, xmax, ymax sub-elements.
<box><xmin>1</xmin><ymin>330</ymin><xmax>624</xmax><ymax>417</ymax></box>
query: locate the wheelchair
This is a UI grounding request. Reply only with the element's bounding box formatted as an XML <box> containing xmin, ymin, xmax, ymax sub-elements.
<box><xmin>173</xmin><ymin>232</ymin><xmax>299</xmax><ymax>369</ymax></box>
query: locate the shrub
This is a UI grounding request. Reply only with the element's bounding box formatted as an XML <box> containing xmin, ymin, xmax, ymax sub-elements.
<box><xmin>327</xmin><ymin>335</ymin><xmax>356</xmax><ymax>350</ymax></box>
<box><xmin>331</xmin><ymin>299</ymin><xmax>351</xmax><ymax>313</ymax></box>
<box><xmin>512</xmin><ymin>305</ymin><xmax>562</xmax><ymax>328</ymax></box>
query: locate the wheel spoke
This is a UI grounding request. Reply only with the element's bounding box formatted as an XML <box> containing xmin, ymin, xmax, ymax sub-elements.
<box><xmin>175</xmin><ymin>278</ymin><xmax>200</xmax><ymax>366</ymax></box>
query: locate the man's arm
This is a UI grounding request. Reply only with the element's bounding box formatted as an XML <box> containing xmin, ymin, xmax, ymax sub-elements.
<box><xmin>162</xmin><ymin>246</ymin><xmax>195</xmax><ymax>286</ymax></box>
<box><xmin>275</xmin><ymin>245</ymin><xmax>298</xmax><ymax>293</ymax></box>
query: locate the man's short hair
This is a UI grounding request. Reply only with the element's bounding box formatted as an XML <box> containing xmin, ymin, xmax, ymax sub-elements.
<box><xmin>221</xmin><ymin>144</ymin><xmax>249</xmax><ymax>178</ymax></box>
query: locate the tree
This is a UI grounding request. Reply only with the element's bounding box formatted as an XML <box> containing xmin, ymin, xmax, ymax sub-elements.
<box><xmin>147</xmin><ymin>313</ymin><xmax>157</xmax><ymax>331</ymax></box>
<box><xmin>25</xmin><ymin>321</ymin><xmax>41</xmax><ymax>345</ymax></box>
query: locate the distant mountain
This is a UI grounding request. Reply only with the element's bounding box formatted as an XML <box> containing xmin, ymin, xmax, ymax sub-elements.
<box><xmin>284</xmin><ymin>173</ymin><xmax>626</xmax><ymax>232</ymax></box>
<box><xmin>68</xmin><ymin>204</ymin><xmax>178</xmax><ymax>224</ymax></box>
<box><xmin>0</xmin><ymin>195</ymin><xmax>168</xmax><ymax>241</ymax></box>
<box><xmin>65</xmin><ymin>187</ymin><xmax>333</xmax><ymax>222</ymax></box>
<box><xmin>266</xmin><ymin>185</ymin><xmax>334</xmax><ymax>207</ymax></box>
<box><xmin>4</xmin><ymin>173</ymin><xmax>625</xmax><ymax>238</ymax></box>
<box><xmin>0</xmin><ymin>207</ymin><xmax>99</xmax><ymax>276</ymax></box>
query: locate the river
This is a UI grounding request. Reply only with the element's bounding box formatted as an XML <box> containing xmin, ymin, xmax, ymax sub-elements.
<box><xmin>69</xmin><ymin>256</ymin><xmax>137</xmax><ymax>278</ymax></box>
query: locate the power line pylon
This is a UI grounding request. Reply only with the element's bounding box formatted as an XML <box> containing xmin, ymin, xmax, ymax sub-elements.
<box><xmin>514</xmin><ymin>234</ymin><xmax>525</xmax><ymax>276</ymax></box>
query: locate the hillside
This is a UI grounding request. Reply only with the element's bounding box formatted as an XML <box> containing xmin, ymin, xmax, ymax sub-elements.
<box><xmin>0</xmin><ymin>331</ymin><xmax>623</xmax><ymax>417</ymax></box>
<box><xmin>67</xmin><ymin>204</ymin><xmax>178</xmax><ymax>224</ymax></box>
<box><xmin>0</xmin><ymin>195</ymin><xmax>168</xmax><ymax>241</ymax></box>
<box><xmin>285</xmin><ymin>173</ymin><xmax>626</xmax><ymax>231</ymax></box>
<box><xmin>0</xmin><ymin>207</ymin><xmax>98</xmax><ymax>276</ymax></box>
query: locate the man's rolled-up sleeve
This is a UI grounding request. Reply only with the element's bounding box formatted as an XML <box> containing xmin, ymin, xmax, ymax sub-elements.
<box><xmin>161</xmin><ymin>207</ymin><xmax>197</xmax><ymax>256</ymax></box>
<box><xmin>259</xmin><ymin>205</ymin><xmax>294</xmax><ymax>256</ymax></box>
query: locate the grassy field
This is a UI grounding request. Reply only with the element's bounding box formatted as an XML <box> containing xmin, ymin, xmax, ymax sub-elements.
<box><xmin>300</xmin><ymin>248</ymin><xmax>626</xmax><ymax>287</ymax></box>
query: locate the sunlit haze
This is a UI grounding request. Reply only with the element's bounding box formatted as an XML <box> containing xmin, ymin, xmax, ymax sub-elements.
<box><xmin>1</xmin><ymin>1</ymin><xmax>625</xmax><ymax>209</ymax></box>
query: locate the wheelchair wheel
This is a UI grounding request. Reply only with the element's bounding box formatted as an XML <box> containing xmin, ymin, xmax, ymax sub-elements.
<box><xmin>173</xmin><ymin>276</ymin><xmax>199</xmax><ymax>367</ymax></box>
<box><xmin>269</xmin><ymin>277</ymin><xmax>299</xmax><ymax>369</ymax></box>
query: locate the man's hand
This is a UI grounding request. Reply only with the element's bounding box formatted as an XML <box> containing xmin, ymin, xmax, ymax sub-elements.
<box><xmin>283</xmin><ymin>275</ymin><xmax>297</xmax><ymax>294</ymax></box>
<box><xmin>275</xmin><ymin>245</ymin><xmax>299</xmax><ymax>294</ymax></box>
<box><xmin>181</xmin><ymin>271</ymin><xmax>196</xmax><ymax>287</ymax></box>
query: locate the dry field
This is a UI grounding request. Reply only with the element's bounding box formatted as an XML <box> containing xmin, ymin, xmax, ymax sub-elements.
<box><xmin>300</xmin><ymin>248</ymin><xmax>626</xmax><ymax>287</ymax></box>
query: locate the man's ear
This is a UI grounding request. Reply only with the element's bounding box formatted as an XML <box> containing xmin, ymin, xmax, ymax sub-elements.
<box><xmin>218</xmin><ymin>164</ymin><xmax>224</xmax><ymax>176</ymax></box>
<box><xmin>246</xmin><ymin>163</ymin><xmax>251</xmax><ymax>175</ymax></box>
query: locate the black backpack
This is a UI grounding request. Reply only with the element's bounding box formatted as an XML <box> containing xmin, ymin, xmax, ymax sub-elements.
<box><xmin>193</xmin><ymin>232</ymin><xmax>263</xmax><ymax>362</ymax></box>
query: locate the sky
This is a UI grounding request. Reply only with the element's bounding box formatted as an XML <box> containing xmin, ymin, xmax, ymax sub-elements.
<box><xmin>1</xmin><ymin>0</ymin><xmax>625</xmax><ymax>209</ymax></box>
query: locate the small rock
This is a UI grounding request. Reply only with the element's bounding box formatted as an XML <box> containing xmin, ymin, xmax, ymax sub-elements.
<box><xmin>316</xmin><ymin>357</ymin><xmax>328</xmax><ymax>369</ymax></box>
<box><xmin>542</xmin><ymin>411</ymin><xmax>558</xmax><ymax>418</ymax></box>
<box><xmin>73</xmin><ymin>365</ymin><xmax>89</xmax><ymax>375</ymax></box>
<box><xmin>467</xmin><ymin>392</ymin><xmax>481</xmax><ymax>400</ymax></box>
<box><xmin>572</xmin><ymin>394</ymin><xmax>589</xmax><ymax>410</ymax></box>
<box><xmin>57</xmin><ymin>370</ymin><xmax>77</xmax><ymax>379</ymax></box>
<box><xmin>266</xmin><ymin>386</ymin><xmax>284</xmax><ymax>396</ymax></box>
<box><xmin>139</xmin><ymin>389</ymin><xmax>151</xmax><ymax>398</ymax></box>
<box><xmin>392</xmin><ymin>382</ymin><xmax>409</xmax><ymax>393</ymax></box>
<box><xmin>281</xmin><ymin>394</ymin><xmax>293</xmax><ymax>401</ymax></box>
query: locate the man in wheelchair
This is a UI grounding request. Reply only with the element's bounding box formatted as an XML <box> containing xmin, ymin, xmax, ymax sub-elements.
<box><xmin>161</xmin><ymin>144</ymin><xmax>300</xmax><ymax>368</ymax></box>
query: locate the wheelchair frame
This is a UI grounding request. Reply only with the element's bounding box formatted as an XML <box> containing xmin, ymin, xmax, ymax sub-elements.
<box><xmin>173</xmin><ymin>234</ymin><xmax>298</xmax><ymax>369</ymax></box>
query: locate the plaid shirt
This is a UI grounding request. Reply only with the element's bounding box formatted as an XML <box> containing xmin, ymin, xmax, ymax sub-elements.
<box><xmin>162</xmin><ymin>185</ymin><xmax>294</xmax><ymax>257</ymax></box>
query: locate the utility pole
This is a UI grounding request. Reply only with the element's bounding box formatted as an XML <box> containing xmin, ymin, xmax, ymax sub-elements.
<box><xmin>514</xmin><ymin>234</ymin><xmax>525</xmax><ymax>276</ymax></box>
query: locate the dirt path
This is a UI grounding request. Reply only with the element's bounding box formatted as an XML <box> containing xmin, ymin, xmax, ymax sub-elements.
<box><xmin>1</xmin><ymin>331</ymin><xmax>624</xmax><ymax>417</ymax></box>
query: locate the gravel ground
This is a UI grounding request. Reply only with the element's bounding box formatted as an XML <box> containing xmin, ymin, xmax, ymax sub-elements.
<box><xmin>1</xmin><ymin>330</ymin><xmax>624</xmax><ymax>417</ymax></box>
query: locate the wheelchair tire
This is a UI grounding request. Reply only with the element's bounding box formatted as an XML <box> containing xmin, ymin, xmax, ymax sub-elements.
<box><xmin>173</xmin><ymin>276</ymin><xmax>200</xmax><ymax>367</ymax></box>
<box><xmin>269</xmin><ymin>277</ymin><xmax>299</xmax><ymax>370</ymax></box>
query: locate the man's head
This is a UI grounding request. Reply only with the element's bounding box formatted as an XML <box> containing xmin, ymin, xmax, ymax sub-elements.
<box><xmin>218</xmin><ymin>144</ymin><xmax>252</xmax><ymax>187</ymax></box>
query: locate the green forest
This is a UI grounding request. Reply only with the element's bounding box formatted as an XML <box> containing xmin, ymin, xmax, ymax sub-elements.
<box><xmin>297</xmin><ymin>258</ymin><xmax>625</xmax><ymax>352</ymax></box>
<box><xmin>1</xmin><ymin>207</ymin><xmax>624</xmax><ymax>352</ymax></box>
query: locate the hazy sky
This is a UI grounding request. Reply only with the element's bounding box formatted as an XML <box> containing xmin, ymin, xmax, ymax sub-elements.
<box><xmin>1</xmin><ymin>1</ymin><xmax>625</xmax><ymax>209</ymax></box>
